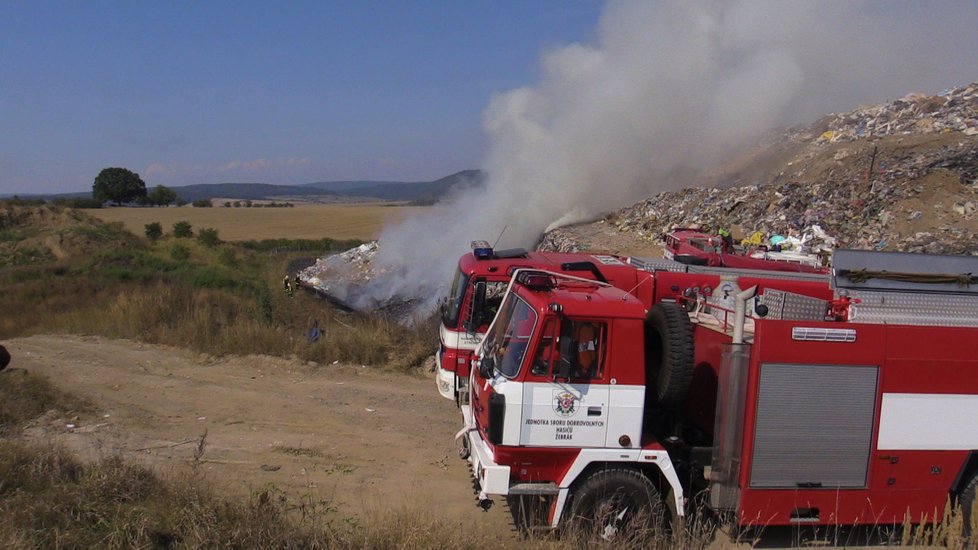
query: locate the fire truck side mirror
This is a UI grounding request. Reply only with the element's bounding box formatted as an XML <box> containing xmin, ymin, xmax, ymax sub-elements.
<box><xmin>478</xmin><ymin>354</ymin><xmax>494</xmax><ymax>379</ymax></box>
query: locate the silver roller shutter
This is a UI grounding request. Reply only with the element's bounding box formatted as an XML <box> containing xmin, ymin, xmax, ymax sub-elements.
<box><xmin>749</xmin><ymin>363</ymin><xmax>878</xmax><ymax>488</ymax></box>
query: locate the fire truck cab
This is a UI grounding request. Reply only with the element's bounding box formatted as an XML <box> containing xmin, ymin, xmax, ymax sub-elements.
<box><xmin>435</xmin><ymin>241</ymin><xmax>656</xmax><ymax>403</ymax></box>
<box><xmin>459</xmin><ymin>249</ymin><xmax>978</xmax><ymax>537</ymax></box>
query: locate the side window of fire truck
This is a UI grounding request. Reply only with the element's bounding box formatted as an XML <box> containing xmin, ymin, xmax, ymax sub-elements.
<box><xmin>530</xmin><ymin>319</ymin><xmax>558</xmax><ymax>376</ymax></box>
<box><xmin>442</xmin><ymin>269</ymin><xmax>468</xmax><ymax>328</ymax></box>
<box><xmin>482</xmin><ymin>281</ymin><xmax>507</xmax><ymax>325</ymax></box>
<box><xmin>497</xmin><ymin>297</ymin><xmax>537</xmax><ymax>378</ymax></box>
<box><xmin>558</xmin><ymin>320</ymin><xmax>606</xmax><ymax>381</ymax></box>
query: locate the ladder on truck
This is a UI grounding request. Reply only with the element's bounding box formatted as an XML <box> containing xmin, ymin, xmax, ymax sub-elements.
<box><xmin>832</xmin><ymin>249</ymin><xmax>978</xmax><ymax>328</ymax></box>
<box><xmin>633</xmin><ymin>250</ymin><xmax>978</xmax><ymax>329</ymax></box>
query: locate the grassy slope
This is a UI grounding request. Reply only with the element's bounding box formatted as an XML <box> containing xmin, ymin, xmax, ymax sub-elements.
<box><xmin>0</xmin><ymin>202</ymin><xmax>434</xmax><ymax>369</ymax></box>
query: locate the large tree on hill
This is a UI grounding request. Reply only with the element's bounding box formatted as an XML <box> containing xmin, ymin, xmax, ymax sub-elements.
<box><xmin>92</xmin><ymin>167</ymin><xmax>147</xmax><ymax>205</ymax></box>
<box><xmin>148</xmin><ymin>184</ymin><xmax>178</xmax><ymax>206</ymax></box>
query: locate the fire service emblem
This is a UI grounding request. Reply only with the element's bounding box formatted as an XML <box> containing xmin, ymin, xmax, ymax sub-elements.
<box><xmin>554</xmin><ymin>391</ymin><xmax>579</xmax><ymax>417</ymax></box>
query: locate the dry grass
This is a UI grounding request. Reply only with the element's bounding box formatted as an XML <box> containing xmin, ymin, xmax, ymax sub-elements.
<box><xmin>86</xmin><ymin>203</ymin><xmax>428</xmax><ymax>241</ymax></box>
<box><xmin>0</xmin><ymin>434</ymin><xmax>713</xmax><ymax>550</ymax></box>
<box><xmin>1</xmin><ymin>203</ymin><xmax>437</xmax><ymax>370</ymax></box>
<box><xmin>0</xmin><ymin>370</ymin><xmax>90</xmax><ymax>436</ymax></box>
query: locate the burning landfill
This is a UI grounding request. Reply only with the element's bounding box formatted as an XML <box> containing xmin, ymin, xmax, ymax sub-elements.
<box><xmin>545</xmin><ymin>82</ymin><xmax>978</xmax><ymax>257</ymax></box>
<box><xmin>302</xmin><ymin>82</ymin><xmax>978</xmax><ymax>319</ymax></box>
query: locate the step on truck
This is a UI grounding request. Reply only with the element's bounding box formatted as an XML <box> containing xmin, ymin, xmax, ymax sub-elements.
<box><xmin>436</xmin><ymin>240</ymin><xmax>828</xmax><ymax>405</ymax></box>
<box><xmin>456</xmin><ymin>248</ymin><xmax>978</xmax><ymax>538</ymax></box>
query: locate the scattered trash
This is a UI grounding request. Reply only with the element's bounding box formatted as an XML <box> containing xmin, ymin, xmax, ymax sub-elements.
<box><xmin>542</xmin><ymin>81</ymin><xmax>978</xmax><ymax>259</ymax></box>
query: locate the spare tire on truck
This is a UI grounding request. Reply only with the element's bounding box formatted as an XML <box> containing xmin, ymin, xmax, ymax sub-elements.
<box><xmin>645</xmin><ymin>303</ymin><xmax>694</xmax><ymax>406</ymax></box>
<box><xmin>0</xmin><ymin>345</ymin><xmax>10</xmax><ymax>371</ymax></box>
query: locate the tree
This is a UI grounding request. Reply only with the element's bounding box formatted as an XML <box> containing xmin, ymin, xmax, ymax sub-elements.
<box><xmin>92</xmin><ymin>167</ymin><xmax>147</xmax><ymax>205</ymax></box>
<box><xmin>173</xmin><ymin>221</ymin><xmax>193</xmax><ymax>238</ymax></box>
<box><xmin>144</xmin><ymin>222</ymin><xmax>163</xmax><ymax>241</ymax></box>
<box><xmin>192</xmin><ymin>199</ymin><xmax>213</xmax><ymax>208</ymax></box>
<box><xmin>148</xmin><ymin>185</ymin><xmax>178</xmax><ymax>207</ymax></box>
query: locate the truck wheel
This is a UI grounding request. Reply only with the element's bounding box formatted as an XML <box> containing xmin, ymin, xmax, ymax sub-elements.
<box><xmin>961</xmin><ymin>472</ymin><xmax>978</xmax><ymax>543</ymax></box>
<box><xmin>646</xmin><ymin>303</ymin><xmax>694</xmax><ymax>406</ymax></box>
<box><xmin>0</xmin><ymin>345</ymin><xmax>9</xmax><ymax>371</ymax></box>
<box><xmin>567</xmin><ymin>468</ymin><xmax>663</xmax><ymax>541</ymax></box>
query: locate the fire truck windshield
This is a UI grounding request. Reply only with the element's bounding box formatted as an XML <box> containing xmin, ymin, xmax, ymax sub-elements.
<box><xmin>482</xmin><ymin>294</ymin><xmax>537</xmax><ymax>378</ymax></box>
<box><xmin>441</xmin><ymin>269</ymin><xmax>469</xmax><ymax>328</ymax></box>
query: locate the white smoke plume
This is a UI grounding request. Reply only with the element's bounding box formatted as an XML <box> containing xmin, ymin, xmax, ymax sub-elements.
<box><xmin>355</xmin><ymin>0</ymin><xmax>978</xmax><ymax>313</ymax></box>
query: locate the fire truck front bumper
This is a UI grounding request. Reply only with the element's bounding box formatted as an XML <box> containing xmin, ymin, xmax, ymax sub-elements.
<box><xmin>434</xmin><ymin>353</ymin><xmax>455</xmax><ymax>401</ymax></box>
<box><xmin>466</xmin><ymin>430</ymin><xmax>511</xmax><ymax>496</ymax></box>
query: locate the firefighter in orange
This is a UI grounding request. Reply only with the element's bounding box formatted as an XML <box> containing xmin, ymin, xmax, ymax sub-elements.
<box><xmin>575</xmin><ymin>322</ymin><xmax>598</xmax><ymax>378</ymax></box>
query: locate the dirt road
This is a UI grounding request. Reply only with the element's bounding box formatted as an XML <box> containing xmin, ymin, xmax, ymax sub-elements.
<box><xmin>7</xmin><ymin>335</ymin><xmax>514</xmax><ymax>533</ymax></box>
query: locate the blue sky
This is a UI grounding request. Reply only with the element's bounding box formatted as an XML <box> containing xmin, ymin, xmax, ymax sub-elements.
<box><xmin>3</xmin><ymin>1</ymin><xmax>977</xmax><ymax>197</ymax></box>
<box><xmin>0</xmin><ymin>1</ymin><xmax>603</xmax><ymax>194</ymax></box>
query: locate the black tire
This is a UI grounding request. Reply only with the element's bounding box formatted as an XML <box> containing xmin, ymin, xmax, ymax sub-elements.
<box><xmin>0</xmin><ymin>345</ymin><xmax>9</xmax><ymax>371</ymax></box>
<box><xmin>567</xmin><ymin>468</ymin><xmax>664</xmax><ymax>541</ymax></box>
<box><xmin>646</xmin><ymin>303</ymin><xmax>694</xmax><ymax>406</ymax></box>
<box><xmin>961</xmin><ymin>472</ymin><xmax>978</xmax><ymax>543</ymax></box>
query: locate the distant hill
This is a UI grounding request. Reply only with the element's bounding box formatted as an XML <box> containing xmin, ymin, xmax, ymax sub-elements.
<box><xmin>327</xmin><ymin>170</ymin><xmax>486</xmax><ymax>202</ymax></box>
<box><xmin>161</xmin><ymin>183</ymin><xmax>338</xmax><ymax>202</ymax></box>
<box><xmin>301</xmin><ymin>180</ymin><xmax>407</xmax><ymax>193</ymax></box>
<box><xmin>27</xmin><ymin>170</ymin><xmax>486</xmax><ymax>204</ymax></box>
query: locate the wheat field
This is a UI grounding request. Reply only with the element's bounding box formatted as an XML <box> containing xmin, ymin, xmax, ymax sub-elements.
<box><xmin>86</xmin><ymin>203</ymin><xmax>426</xmax><ymax>241</ymax></box>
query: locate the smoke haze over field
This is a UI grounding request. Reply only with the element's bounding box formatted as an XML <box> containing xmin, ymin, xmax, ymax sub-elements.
<box><xmin>359</xmin><ymin>0</ymin><xmax>978</xmax><ymax>311</ymax></box>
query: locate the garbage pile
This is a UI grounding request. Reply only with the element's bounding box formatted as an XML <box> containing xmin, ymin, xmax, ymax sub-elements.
<box><xmin>300</xmin><ymin>242</ymin><xmax>378</xmax><ymax>292</ymax></box>
<box><xmin>298</xmin><ymin>242</ymin><xmax>420</xmax><ymax>320</ymax></box>
<box><xmin>541</xmin><ymin>82</ymin><xmax>978</xmax><ymax>259</ymax></box>
<box><xmin>815</xmin><ymin>83</ymin><xmax>978</xmax><ymax>144</ymax></box>
<box><xmin>298</xmin><ymin>242</ymin><xmax>379</xmax><ymax>310</ymax></box>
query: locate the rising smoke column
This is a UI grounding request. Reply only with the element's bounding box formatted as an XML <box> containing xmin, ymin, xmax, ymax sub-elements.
<box><xmin>360</xmin><ymin>0</ymin><xmax>978</xmax><ymax>312</ymax></box>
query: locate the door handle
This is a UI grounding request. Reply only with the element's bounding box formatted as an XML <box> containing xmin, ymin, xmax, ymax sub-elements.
<box><xmin>587</xmin><ymin>406</ymin><xmax>602</xmax><ymax>417</ymax></box>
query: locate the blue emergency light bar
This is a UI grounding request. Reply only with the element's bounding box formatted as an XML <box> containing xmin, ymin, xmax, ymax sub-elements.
<box><xmin>471</xmin><ymin>240</ymin><xmax>493</xmax><ymax>260</ymax></box>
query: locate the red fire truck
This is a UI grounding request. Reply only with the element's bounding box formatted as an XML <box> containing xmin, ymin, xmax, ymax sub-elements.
<box><xmin>663</xmin><ymin>227</ymin><xmax>827</xmax><ymax>273</ymax></box>
<box><xmin>436</xmin><ymin>241</ymin><xmax>827</xmax><ymax>404</ymax></box>
<box><xmin>436</xmin><ymin>241</ymin><xmax>681</xmax><ymax>402</ymax></box>
<box><xmin>457</xmin><ymin>248</ymin><xmax>978</xmax><ymax>537</ymax></box>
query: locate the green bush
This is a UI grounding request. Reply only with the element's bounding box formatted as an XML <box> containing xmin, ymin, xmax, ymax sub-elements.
<box><xmin>217</xmin><ymin>248</ymin><xmax>238</xmax><ymax>267</ymax></box>
<box><xmin>144</xmin><ymin>222</ymin><xmax>163</xmax><ymax>241</ymax></box>
<box><xmin>192</xmin><ymin>199</ymin><xmax>213</xmax><ymax>208</ymax></box>
<box><xmin>173</xmin><ymin>221</ymin><xmax>193</xmax><ymax>238</ymax></box>
<box><xmin>197</xmin><ymin>227</ymin><xmax>220</xmax><ymax>247</ymax></box>
<box><xmin>170</xmin><ymin>243</ymin><xmax>190</xmax><ymax>261</ymax></box>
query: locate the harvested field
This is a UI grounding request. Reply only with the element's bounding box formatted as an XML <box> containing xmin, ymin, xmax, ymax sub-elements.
<box><xmin>86</xmin><ymin>203</ymin><xmax>427</xmax><ymax>241</ymax></box>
